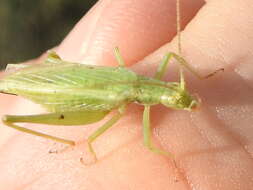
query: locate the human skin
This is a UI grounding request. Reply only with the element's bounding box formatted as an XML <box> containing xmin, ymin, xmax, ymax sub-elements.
<box><xmin>0</xmin><ymin>0</ymin><xmax>253</xmax><ymax>189</ymax></box>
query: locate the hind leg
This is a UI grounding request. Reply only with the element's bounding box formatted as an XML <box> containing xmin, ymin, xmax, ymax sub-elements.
<box><xmin>2</xmin><ymin>110</ymin><xmax>109</xmax><ymax>146</ymax></box>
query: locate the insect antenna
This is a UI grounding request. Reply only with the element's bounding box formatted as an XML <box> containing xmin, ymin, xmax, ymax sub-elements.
<box><xmin>176</xmin><ymin>0</ymin><xmax>185</xmax><ymax>90</ymax></box>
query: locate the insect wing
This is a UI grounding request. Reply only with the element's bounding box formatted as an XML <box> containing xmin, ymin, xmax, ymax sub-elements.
<box><xmin>0</xmin><ymin>61</ymin><xmax>138</xmax><ymax>112</ymax></box>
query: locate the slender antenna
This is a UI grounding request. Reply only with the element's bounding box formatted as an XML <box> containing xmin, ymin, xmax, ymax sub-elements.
<box><xmin>176</xmin><ymin>0</ymin><xmax>185</xmax><ymax>89</ymax></box>
<box><xmin>176</xmin><ymin>0</ymin><xmax>181</xmax><ymax>55</ymax></box>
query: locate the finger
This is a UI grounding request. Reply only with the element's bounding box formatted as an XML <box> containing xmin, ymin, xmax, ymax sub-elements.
<box><xmin>57</xmin><ymin>0</ymin><xmax>204</xmax><ymax>66</ymax></box>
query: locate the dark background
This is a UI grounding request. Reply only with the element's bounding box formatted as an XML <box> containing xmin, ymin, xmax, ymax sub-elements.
<box><xmin>0</xmin><ymin>0</ymin><xmax>97</xmax><ymax>69</ymax></box>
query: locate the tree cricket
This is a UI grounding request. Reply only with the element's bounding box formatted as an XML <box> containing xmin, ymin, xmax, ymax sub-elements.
<box><xmin>0</xmin><ymin>0</ymin><xmax>222</xmax><ymax>162</ymax></box>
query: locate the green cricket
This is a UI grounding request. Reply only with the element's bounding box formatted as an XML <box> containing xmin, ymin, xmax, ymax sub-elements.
<box><xmin>0</xmin><ymin>0</ymin><xmax>221</xmax><ymax>162</ymax></box>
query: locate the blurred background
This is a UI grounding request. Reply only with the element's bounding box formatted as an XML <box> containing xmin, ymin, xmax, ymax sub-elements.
<box><xmin>0</xmin><ymin>0</ymin><xmax>97</xmax><ymax>69</ymax></box>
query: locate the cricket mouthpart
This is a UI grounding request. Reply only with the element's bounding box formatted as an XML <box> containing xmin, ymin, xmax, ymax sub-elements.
<box><xmin>187</xmin><ymin>99</ymin><xmax>198</xmax><ymax>110</ymax></box>
<box><xmin>187</xmin><ymin>93</ymin><xmax>201</xmax><ymax>111</ymax></box>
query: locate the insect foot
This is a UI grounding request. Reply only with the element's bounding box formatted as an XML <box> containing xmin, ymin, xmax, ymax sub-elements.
<box><xmin>76</xmin><ymin>141</ymin><xmax>98</xmax><ymax>165</ymax></box>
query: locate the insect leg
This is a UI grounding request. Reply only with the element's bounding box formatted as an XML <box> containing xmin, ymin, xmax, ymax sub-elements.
<box><xmin>143</xmin><ymin>105</ymin><xmax>175</xmax><ymax>158</ymax></box>
<box><xmin>154</xmin><ymin>52</ymin><xmax>224</xmax><ymax>81</ymax></box>
<box><xmin>44</xmin><ymin>51</ymin><xmax>62</xmax><ymax>64</ymax></box>
<box><xmin>154</xmin><ymin>53</ymin><xmax>171</xmax><ymax>80</ymax></box>
<box><xmin>87</xmin><ymin>106</ymin><xmax>125</xmax><ymax>160</ymax></box>
<box><xmin>2</xmin><ymin>110</ymin><xmax>109</xmax><ymax>146</ymax></box>
<box><xmin>2</xmin><ymin>115</ymin><xmax>75</xmax><ymax>145</ymax></box>
<box><xmin>114</xmin><ymin>47</ymin><xmax>126</xmax><ymax>67</ymax></box>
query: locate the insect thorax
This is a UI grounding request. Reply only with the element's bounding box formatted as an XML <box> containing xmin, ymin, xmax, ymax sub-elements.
<box><xmin>135</xmin><ymin>76</ymin><xmax>198</xmax><ymax>110</ymax></box>
<box><xmin>134</xmin><ymin>76</ymin><xmax>170</xmax><ymax>105</ymax></box>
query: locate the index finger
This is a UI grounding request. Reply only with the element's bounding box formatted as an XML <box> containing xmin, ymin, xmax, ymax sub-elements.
<box><xmin>57</xmin><ymin>0</ymin><xmax>204</xmax><ymax>66</ymax></box>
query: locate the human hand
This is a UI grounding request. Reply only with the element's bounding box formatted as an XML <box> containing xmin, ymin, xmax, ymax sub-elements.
<box><xmin>1</xmin><ymin>0</ymin><xmax>253</xmax><ymax>189</ymax></box>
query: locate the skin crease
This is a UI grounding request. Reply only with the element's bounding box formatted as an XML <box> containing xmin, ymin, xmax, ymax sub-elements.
<box><xmin>0</xmin><ymin>0</ymin><xmax>253</xmax><ymax>189</ymax></box>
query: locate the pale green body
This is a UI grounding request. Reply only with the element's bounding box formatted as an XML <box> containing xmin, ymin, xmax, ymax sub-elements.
<box><xmin>0</xmin><ymin>51</ymin><xmax>198</xmax><ymax>161</ymax></box>
<box><xmin>0</xmin><ymin>60</ymin><xmax>193</xmax><ymax>113</ymax></box>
